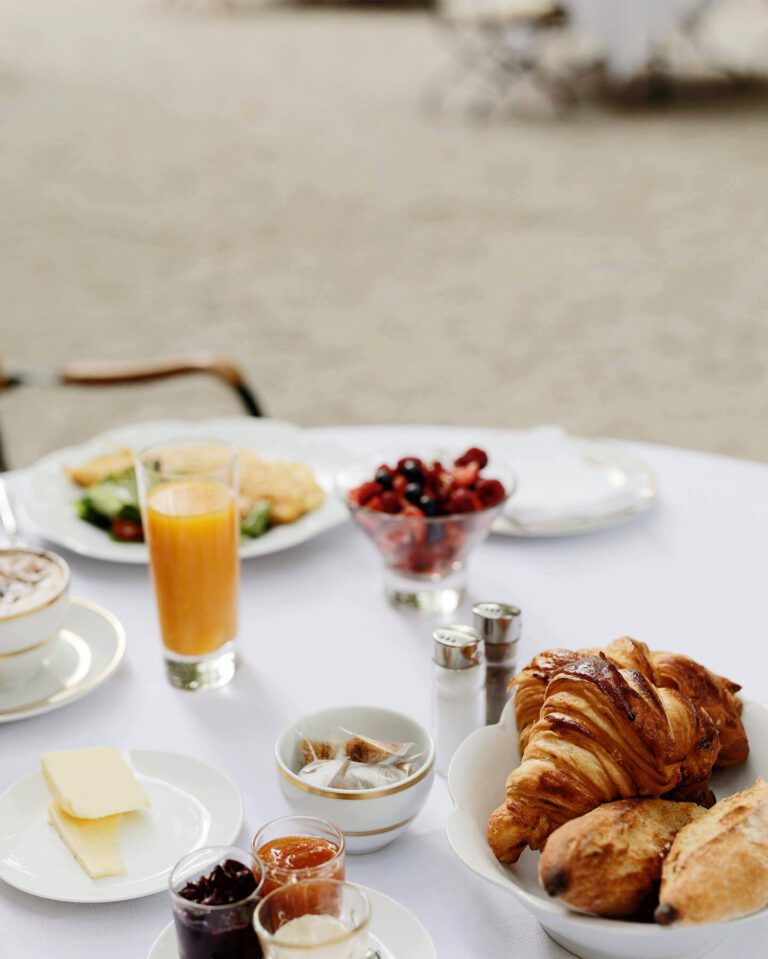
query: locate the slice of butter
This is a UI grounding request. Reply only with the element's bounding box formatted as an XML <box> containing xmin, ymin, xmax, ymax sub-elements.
<box><xmin>41</xmin><ymin>748</ymin><xmax>149</xmax><ymax>819</ymax></box>
<box><xmin>48</xmin><ymin>801</ymin><xmax>125</xmax><ymax>878</ymax></box>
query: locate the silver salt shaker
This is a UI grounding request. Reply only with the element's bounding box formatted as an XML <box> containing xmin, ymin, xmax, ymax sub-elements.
<box><xmin>432</xmin><ymin>625</ymin><xmax>486</xmax><ymax>777</ymax></box>
<box><xmin>472</xmin><ymin>602</ymin><xmax>522</xmax><ymax>725</ymax></box>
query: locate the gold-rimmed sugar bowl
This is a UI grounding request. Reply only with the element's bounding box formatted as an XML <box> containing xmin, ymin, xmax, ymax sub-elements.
<box><xmin>274</xmin><ymin>705</ymin><xmax>435</xmax><ymax>853</ymax></box>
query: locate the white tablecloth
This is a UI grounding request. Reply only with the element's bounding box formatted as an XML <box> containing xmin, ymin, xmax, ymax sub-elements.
<box><xmin>2</xmin><ymin>424</ymin><xmax>768</xmax><ymax>958</ymax></box>
<box><xmin>564</xmin><ymin>0</ymin><xmax>711</xmax><ymax>77</ymax></box>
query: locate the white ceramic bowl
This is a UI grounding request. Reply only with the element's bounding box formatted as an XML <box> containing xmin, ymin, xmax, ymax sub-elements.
<box><xmin>447</xmin><ymin>699</ymin><xmax>768</xmax><ymax>959</ymax></box>
<box><xmin>275</xmin><ymin>705</ymin><xmax>435</xmax><ymax>854</ymax></box>
<box><xmin>0</xmin><ymin>548</ymin><xmax>70</xmax><ymax>687</ymax></box>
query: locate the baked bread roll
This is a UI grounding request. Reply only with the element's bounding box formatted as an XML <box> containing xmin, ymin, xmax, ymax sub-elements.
<box><xmin>489</xmin><ymin>655</ymin><xmax>719</xmax><ymax>864</ymax></box>
<box><xmin>540</xmin><ymin>799</ymin><xmax>705</xmax><ymax>919</ymax></box>
<box><xmin>656</xmin><ymin>779</ymin><xmax>768</xmax><ymax>925</ymax></box>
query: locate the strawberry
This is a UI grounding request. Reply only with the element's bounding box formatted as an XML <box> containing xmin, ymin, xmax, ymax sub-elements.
<box><xmin>452</xmin><ymin>462</ymin><xmax>480</xmax><ymax>488</ymax></box>
<box><xmin>454</xmin><ymin>447</ymin><xmax>489</xmax><ymax>469</ymax></box>
<box><xmin>380</xmin><ymin>491</ymin><xmax>402</xmax><ymax>514</ymax></box>
<box><xmin>447</xmin><ymin>489</ymin><xmax>482</xmax><ymax>514</ymax></box>
<box><xmin>365</xmin><ymin>495</ymin><xmax>384</xmax><ymax>512</ymax></box>
<box><xmin>356</xmin><ymin>481</ymin><xmax>382</xmax><ymax>505</ymax></box>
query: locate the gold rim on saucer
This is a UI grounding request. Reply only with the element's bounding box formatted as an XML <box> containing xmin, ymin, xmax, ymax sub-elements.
<box><xmin>0</xmin><ymin>597</ymin><xmax>126</xmax><ymax>720</ymax></box>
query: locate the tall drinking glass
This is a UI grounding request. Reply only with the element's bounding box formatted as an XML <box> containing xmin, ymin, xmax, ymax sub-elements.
<box><xmin>137</xmin><ymin>439</ymin><xmax>239</xmax><ymax>691</ymax></box>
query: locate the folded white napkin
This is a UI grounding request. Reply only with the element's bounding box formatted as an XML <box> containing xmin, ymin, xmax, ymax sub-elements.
<box><xmin>495</xmin><ymin>426</ymin><xmax>639</xmax><ymax>524</ymax></box>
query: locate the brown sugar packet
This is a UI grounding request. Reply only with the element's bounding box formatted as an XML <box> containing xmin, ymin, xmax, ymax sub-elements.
<box><xmin>298</xmin><ymin>738</ymin><xmax>340</xmax><ymax>766</ymax></box>
<box><xmin>343</xmin><ymin>735</ymin><xmax>406</xmax><ymax>765</ymax></box>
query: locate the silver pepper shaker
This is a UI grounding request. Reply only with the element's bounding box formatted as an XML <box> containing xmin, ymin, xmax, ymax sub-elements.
<box><xmin>472</xmin><ymin>602</ymin><xmax>522</xmax><ymax>725</ymax></box>
<box><xmin>431</xmin><ymin>626</ymin><xmax>486</xmax><ymax>777</ymax></box>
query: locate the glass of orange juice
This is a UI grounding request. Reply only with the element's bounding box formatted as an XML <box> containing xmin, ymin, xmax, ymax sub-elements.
<box><xmin>136</xmin><ymin>439</ymin><xmax>240</xmax><ymax>691</ymax></box>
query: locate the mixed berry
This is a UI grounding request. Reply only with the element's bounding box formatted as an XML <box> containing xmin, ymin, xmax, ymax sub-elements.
<box><xmin>347</xmin><ymin>448</ymin><xmax>506</xmax><ymax>578</ymax></box>
<box><xmin>347</xmin><ymin>448</ymin><xmax>505</xmax><ymax>517</ymax></box>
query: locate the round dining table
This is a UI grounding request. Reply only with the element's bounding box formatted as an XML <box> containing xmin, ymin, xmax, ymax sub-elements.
<box><xmin>3</xmin><ymin>424</ymin><xmax>768</xmax><ymax>959</ymax></box>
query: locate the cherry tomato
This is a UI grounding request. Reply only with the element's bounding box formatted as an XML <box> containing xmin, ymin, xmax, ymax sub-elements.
<box><xmin>110</xmin><ymin>518</ymin><xmax>144</xmax><ymax>542</ymax></box>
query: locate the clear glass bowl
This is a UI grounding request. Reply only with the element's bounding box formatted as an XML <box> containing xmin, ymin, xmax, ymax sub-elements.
<box><xmin>338</xmin><ymin>451</ymin><xmax>515</xmax><ymax>613</ymax></box>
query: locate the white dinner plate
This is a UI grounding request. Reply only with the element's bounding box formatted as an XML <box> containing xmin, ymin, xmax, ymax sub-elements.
<box><xmin>0</xmin><ymin>750</ymin><xmax>243</xmax><ymax>902</ymax></box>
<box><xmin>0</xmin><ymin>597</ymin><xmax>126</xmax><ymax>724</ymax></box>
<box><xmin>21</xmin><ymin>418</ymin><xmax>349</xmax><ymax>564</ymax></box>
<box><xmin>447</xmin><ymin>700</ymin><xmax>768</xmax><ymax>959</ymax></box>
<box><xmin>493</xmin><ymin>437</ymin><xmax>657</xmax><ymax>537</ymax></box>
<box><xmin>147</xmin><ymin>884</ymin><xmax>437</xmax><ymax>959</ymax></box>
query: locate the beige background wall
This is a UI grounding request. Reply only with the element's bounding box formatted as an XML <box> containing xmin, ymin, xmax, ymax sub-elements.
<box><xmin>3</xmin><ymin>0</ymin><xmax>768</xmax><ymax>466</ymax></box>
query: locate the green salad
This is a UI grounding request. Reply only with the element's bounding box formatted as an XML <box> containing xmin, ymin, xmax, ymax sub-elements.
<box><xmin>76</xmin><ymin>469</ymin><xmax>272</xmax><ymax>543</ymax></box>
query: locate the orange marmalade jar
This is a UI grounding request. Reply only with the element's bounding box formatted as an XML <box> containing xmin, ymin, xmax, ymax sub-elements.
<box><xmin>252</xmin><ymin>816</ymin><xmax>345</xmax><ymax>898</ymax></box>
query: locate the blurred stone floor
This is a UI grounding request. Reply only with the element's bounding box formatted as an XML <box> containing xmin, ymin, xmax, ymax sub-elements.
<box><xmin>3</xmin><ymin>0</ymin><xmax>768</xmax><ymax>467</ymax></box>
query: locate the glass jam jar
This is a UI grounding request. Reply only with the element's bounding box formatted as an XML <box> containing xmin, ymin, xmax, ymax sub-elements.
<box><xmin>252</xmin><ymin>816</ymin><xmax>345</xmax><ymax>897</ymax></box>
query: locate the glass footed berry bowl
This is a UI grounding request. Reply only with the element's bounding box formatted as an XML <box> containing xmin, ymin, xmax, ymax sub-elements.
<box><xmin>337</xmin><ymin>447</ymin><xmax>515</xmax><ymax>613</ymax></box>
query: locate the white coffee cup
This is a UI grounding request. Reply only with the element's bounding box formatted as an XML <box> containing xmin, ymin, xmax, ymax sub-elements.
<box><xmin>0</xmin><ymin>548</ymin><xmax>71</xmax><ymax>687</ymax></box>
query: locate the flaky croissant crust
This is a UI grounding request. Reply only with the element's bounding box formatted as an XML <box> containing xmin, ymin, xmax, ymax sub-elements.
<box><xmin>489</xmin><ymin>655</ymin><xmax>719</xmax><ymax>864</ymax></box>
<box><xmin>512</xmin><ymin>637</ymin><xmax>746</xmax><ymax>768</ymax></box>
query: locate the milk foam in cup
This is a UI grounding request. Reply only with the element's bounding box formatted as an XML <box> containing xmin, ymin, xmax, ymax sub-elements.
<box><xmin>0</xmin><ymin>548</ymin><xmax>70</xmax><ymax>687</ymax></box>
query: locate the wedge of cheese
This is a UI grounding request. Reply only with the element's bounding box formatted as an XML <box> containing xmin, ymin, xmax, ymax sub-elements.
<box><xmin>48</xmin><ymin>802</ymin><xmax>125</xmax><ymax>878</ymax></box>
<box><xmin>41</xmin><ymin>748</ymin><xmax>149</xmax><ymax>819</ymax></box>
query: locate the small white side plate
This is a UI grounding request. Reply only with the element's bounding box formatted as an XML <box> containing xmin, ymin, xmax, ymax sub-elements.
<box><xmin>22</xmin><ymin>417</ymin><xmax>349</xmax><ymax>564</ymax></box>
<box><xmin>0</xmin><ymin>750</ymin><xmax>243</xmax><ymax>903</ymax></box>
<box><xmin>0</xmin><ymin>597</ymin><xmax>125</xmax><ymax>724</ymax></box>
<box><xmin>147</xmin><ymin>885</ymin><xmax>437</xmax><ymax>959</ymax></box>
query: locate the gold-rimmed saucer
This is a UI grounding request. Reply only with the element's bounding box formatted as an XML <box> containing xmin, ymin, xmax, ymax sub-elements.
<box><xmin>0</xmin><ymin>597</ymin><xmax>125</xmax><ymax>723</ymax></box>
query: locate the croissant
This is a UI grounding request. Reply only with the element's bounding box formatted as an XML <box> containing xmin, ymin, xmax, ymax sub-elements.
<box><xmin>512</xmin><ymin>638</ymin><xmax>746</xmax><ymax>769</ymax></box>
<box><xmin>489</xmin><ymin>655</ymin><xmax>719</xmax><ymax>864</ymax></box>
<box><xmin>656</xmin><ymin>779</ymin><xmax>768</xmax><ymax>924</ymax></box>
<box><xmin>540</xmin><ymin>799</ymin><xmax>705</xmax><ymax>919</ymax></box>
<box><xmin>513</xmin><ymin>648</ymin><xmax>582</xmax><ymax>753</ymax></box>
<box><xmin>650</xmin><ymin>651</ymin><xmax>747</xmax><ymax>768</ymax></box>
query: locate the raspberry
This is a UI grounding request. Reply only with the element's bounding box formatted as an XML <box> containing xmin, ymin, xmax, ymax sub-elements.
<box><xmin>447</xmin><ymin>489</ymin><xmax>482</xmax><ymax>514</ymax></box>
<box><xmin>452</xmin><ymin>462</ymin><xmax>480</xmax><ymax>488</ymax></box>
<box><xmin>380</xmin><ymin>491</ymin><xmax>402</xmax><ymax>514</ymax></box>
<box><xmin>454</xmin><ymin>447</ymin><xmax>489</xmax><ymax>469</ymax></box>
<box><xmin>365</xmin><ymin>495</ymin><xmax>384</xmax><ymax>512</ymax></box>
<box><xmin>401</xmin><ymin>504</ymin><xmax>424</xmax><ymax>517</ymax></box>
<box><xmin>392</xmin><ymin>474</ymin><xmax>407</xmax><ymax>493</ymax></box>
<box><xmin>476</xmin><ymin>478</ymin><xmax>506</xmax><ymax>507</ymax></box>
<box><xmin>356</xmin><ymin>481</ymin><xmax>382</xmax><ymax>505</ymax></box>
